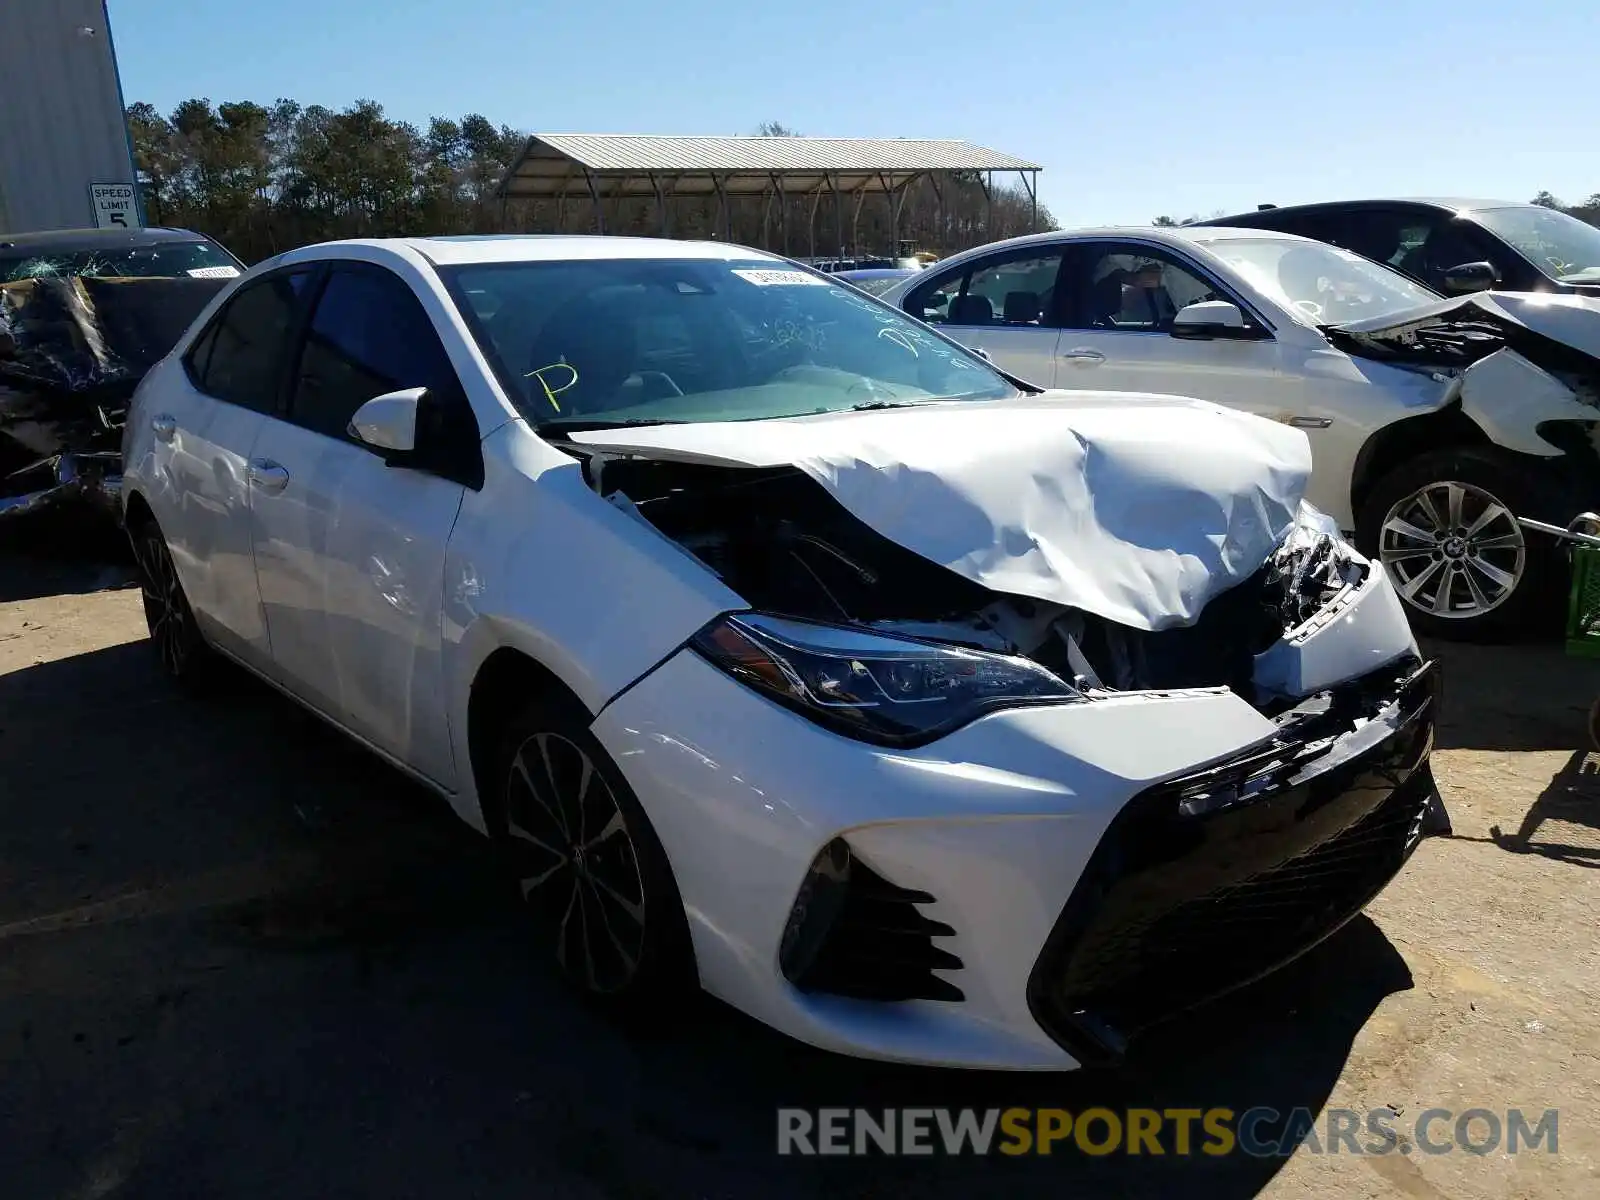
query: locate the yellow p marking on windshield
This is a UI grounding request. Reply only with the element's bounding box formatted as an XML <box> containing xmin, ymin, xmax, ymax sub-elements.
<box><xmin>526</xmin><ymin>361</ymin><xmax>579</xmax><ymax>413</ymax></box>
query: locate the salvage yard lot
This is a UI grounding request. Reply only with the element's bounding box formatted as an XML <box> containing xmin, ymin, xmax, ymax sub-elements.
<box><xmin>1</xmin><ymin>537</ymin><xmax>1597</xmax><ymax>1200</ymax></box>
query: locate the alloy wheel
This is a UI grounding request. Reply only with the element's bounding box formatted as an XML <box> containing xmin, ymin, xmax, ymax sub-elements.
<box><xmin>1378</xmin><ymin>480</ymin><xmax>1526</xmax><ymax>620</ymax></box>
<box><xmin>134</xmin><ymin>530</ymin><xmax>194</xmax><ymax>675</ymax></box>
<box><xmin>502</xmin><ymin>732</ymin><xmax>648</xmax><ymax>994</ymax></box>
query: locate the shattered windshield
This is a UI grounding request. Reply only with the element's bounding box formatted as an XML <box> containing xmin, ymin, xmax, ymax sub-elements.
<box><xmin>440</xmin><ymin>257</ymin><xmax>1019</xmax><ymax>429</ymax></box>
<box><xmin>1201</xmin><ymin>237</ymin><xmax>1438</xmax><ymax>326</ymax></box>
<box><xmin>1471</xmin><ymin>206</ymin><xmax>1600</xmax><ymax>283</ymax></box>
<box><xmin>0</xmin><ymin>241</ymin><xmax>241</xmax><ymax>284</ymax></box>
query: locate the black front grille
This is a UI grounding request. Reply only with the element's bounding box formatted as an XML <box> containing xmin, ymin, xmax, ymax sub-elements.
<box><xmin>782</xmin><ymin>843</ymin><xmax>964</xmax><ymax>1003</ymax></box>
<box><xmin>1027</xmin><ymin>658</ymin><xmax>1441</xmax><ymax>1065</ymax></box>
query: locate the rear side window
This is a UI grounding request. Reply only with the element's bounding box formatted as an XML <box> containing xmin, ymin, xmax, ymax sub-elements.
<box><xmin>186</xmin><ymin>270</ymin><xmax>314</xmax><ymax>412</ymax></box>
<box><xmin>907</xmin><ymin>251</ymin><xmax>1065</xmax><ymax>327</ymax></box>
<box><xmin>288</xmin><ymin>265</ymin><xmax>460</xmax><ymax>441</ymax></box>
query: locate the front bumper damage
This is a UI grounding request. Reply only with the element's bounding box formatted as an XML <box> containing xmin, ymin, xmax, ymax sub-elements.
<box><xmin>1027</xmin><ymin>655</ymin><xmax>1442</xmax><ymax>1065</ymax></box>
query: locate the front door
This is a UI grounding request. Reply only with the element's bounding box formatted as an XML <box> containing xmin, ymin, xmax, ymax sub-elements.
<box><xmin>247</xmin><ymin>262</ymin><xmax>472</xmax><ymax>787</ymax></box>
<box><xmin>1051</xmin><ymin>241</ymin><xmax>1285</xmax><ymax>419</ymax></box>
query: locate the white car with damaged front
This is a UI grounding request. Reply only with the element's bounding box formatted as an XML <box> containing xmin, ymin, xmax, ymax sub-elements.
<box><xmin>121</xmin><ymin>235</ymin><xmax>1444</xmax><ymax>1070</ymax></box>
<box><xmin>880</xmin><ymin>226</ymin><xmax>1600</xmax><ymax>639</ymax></box>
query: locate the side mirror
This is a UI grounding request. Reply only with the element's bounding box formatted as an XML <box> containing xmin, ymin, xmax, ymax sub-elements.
<box><xmin>1441</xmin><ymin>261</ymin><xmax>1499</xmax><ymax>295</ymax></box>
<box><xmin>349</xmin><ymin>387</ymin><xmax>424</xmax><ymax>454</ymax></box>
<box><xmin>1171</xmin><ymin>299</ymin><xmax>1252</xmax><ymax>339</ymax></box>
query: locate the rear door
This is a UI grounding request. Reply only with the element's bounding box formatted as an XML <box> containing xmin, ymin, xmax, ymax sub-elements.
<box><xmin>246</xmin><ymin>261</ymin><xmax>474</xmax><ymax>787</ymax></box>
<box><xmin>1050</xmin><ymin>240</ymin><xmax>1284</xmax><ymax>414</ymax></box>
<box><xmin>900</xmin><ymin>246</ymin><xmax>1066</xmax><ymax>386</ymax></box>
<box><xmin>151</xmin><ymin>267</ymin><xmax>316</xmax><ymax>668</ymax></box>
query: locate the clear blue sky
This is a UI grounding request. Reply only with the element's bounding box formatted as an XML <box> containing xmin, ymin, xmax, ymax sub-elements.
<box><xmin>107</xmin><ymin>0</ymin><xmax>1597</xmax><ymax>226</ymax></box>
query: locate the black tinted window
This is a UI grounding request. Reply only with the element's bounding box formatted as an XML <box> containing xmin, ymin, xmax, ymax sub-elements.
<box><xmin>190</xmin><ymin>270</ymin><xmax>313</xmax><ymax>412</ymax></box>
<box><xmin>289</xmin><ymin>266</ymin><xmax>458</xmax><ymax>441</ymax></box>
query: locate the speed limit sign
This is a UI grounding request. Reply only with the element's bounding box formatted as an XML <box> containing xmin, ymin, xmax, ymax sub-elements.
<box><xmin>89</xmin><ymin>182</ymin><xmax>139</xmax><ymax>229</ymax></box>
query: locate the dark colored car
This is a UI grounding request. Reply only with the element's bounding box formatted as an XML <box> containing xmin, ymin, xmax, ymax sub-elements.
<box><xmin>0</xmin><ymin>230</ymin><xmax>238</xmax><ymax>523</ymax></box>
<box><xmin>833</xmin><ymin>267</ymin><xmax>920</xmax><ymax>296</ymax></box>
<box><xmin>0</xmin><ymin>226</ymin><xmax>244</xmax><ymax>284</ymax></box>
<box><xmin>1197</xmin><ymin>199</ymin><xmax>1600</xmax><ymax>298</ymax></box>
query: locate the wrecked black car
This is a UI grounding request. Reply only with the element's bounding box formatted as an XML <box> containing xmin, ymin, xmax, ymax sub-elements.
<box><xmin>0</xmin><ymin>273</ymin><xmax>229</xmax><ymax>521</ymax></box>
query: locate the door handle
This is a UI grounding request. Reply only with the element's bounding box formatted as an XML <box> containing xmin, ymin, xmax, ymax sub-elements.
<box><xmin>248</xmin><ymin>458</ymin><xmax>290</xmax><ymax>492</ymax></box>
<box><xmin>1060</xmin><ymin>348</ymin><xmax>1106</xmax><ymax>365</ymax></box>
<box><xmin>151</xmin><ymin>413</ymin><xmax>176</xmax><ymax>441</ymax></box>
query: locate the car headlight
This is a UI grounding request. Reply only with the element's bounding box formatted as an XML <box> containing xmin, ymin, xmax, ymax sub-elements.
<box><xmin>689</xmin><ymin>612</ymin><xmax>1084</xmax><ymax>745</ymax></box>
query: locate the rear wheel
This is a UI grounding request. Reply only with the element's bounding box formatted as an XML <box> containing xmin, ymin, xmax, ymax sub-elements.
<box><xmin>486</xmin><ymin>693</ymin><xmax>695</xmax><ymax>1021</ymax></box>
<box><xmin>129</xmin><ymin>517</ymin><xmax>215</xmax><ymax>683</ymax></box>
<box><xmin>1356</xmin><ymin>447</ymin><xmax>1560</xmax><ymax>642</ymax></box>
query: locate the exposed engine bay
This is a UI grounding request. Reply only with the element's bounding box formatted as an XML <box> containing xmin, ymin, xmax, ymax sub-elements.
<box><xmin>583</xmin><ymin>454</ymin><xmax>1366</xmax><ymax>709</ymax></box>
<box><xmin>1328</xmin><ymin>293</ymin><xmax>1600</xmax><ymax>409</ymax></box>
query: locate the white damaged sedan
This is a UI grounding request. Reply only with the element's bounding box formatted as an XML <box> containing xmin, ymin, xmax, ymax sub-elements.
<box><xmin>121</xmin><ymin>235</ymin><xmax>1446</xmax><ymax>1070</ymax></box>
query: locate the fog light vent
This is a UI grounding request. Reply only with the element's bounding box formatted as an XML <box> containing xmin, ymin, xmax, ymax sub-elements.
<box><xmin>779</xmin><ymin>838</ymin><xmax>964</xmax><ymax>1002</ymax></box>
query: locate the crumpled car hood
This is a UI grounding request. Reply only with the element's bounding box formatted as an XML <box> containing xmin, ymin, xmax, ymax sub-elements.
<box><xmin>1333</xmin><ymin>290</ymin><xmax>1600</xmax><ymax>360</ymax></box>
<box><xmin>568</xmin><ymin>392</ymin><xmax>1312</xmax><ymax>631</ymax></box>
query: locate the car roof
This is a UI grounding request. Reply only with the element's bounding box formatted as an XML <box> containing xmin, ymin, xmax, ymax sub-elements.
<box><xmin>292</xmin><ymin>234</ymin><xmax>789</xmax><ymax>268</ymax></box>
<box><xmin>1204</xmin><ymin>197</ymin><xmax>1526</xmax><ymax>223</ymax></box>
<box><xmin>915</xmin><ymin>225</ymin><xmax>1321</xmax><ymax>265</ymax></box>
<box><xmin>0</xmin><ymin>226</ymin><xmax>216</xmax><ymax>253</ymax></box>
<box><xmin>836</xmin><ymin>267</ymin><xmax>917</xmax><ymax>279</ymax></box>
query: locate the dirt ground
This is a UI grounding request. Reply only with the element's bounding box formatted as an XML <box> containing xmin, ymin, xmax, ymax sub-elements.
<box><xmin>1</xmin><ymin>525</ymin><xmax>1597</xmax><ymax>1200</ymax></box>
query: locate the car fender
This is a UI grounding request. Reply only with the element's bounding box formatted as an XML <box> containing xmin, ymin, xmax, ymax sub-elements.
<box><xmin>440</xmin><ymin>420</ymin><xmax>746</xmax><ymax>828</ymax></box>
<box><xmin>1457</xmin><ymin>347</ymin><xmax>1595</xmax><ymax>457</ymax></box>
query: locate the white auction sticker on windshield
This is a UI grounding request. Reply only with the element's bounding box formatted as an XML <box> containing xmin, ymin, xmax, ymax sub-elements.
<box><xmin>732</xmin><ymin>268</ymin><xmax>828</xmax><ymax>287</ymax></box>
<box><xmin>187</xmin><ymin>265</ymin><xmax>241</xmax><ymax>278</ymax></box>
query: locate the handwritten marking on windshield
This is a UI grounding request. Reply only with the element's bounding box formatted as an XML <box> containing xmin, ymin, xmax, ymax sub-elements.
<box><xmin>876</xmin><ymin>327</ymin><xmax>918</xmax><ymax>356</ymax></box>
<box><xmin>526</xmin><ymin>361</ymin><xmax>578</xmax><ymax>413</ymax></box>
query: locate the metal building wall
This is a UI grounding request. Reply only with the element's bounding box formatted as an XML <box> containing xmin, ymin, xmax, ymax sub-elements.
<box><xmin>0</xmin><ymin>0</ymin><xmax>138</xmax><ymax>234</ymax></box>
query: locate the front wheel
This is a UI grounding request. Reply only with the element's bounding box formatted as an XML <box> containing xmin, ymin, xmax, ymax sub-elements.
<box><xmin>486</xmin><ymin>693</ymin><xmax>696</xmax><ymax>1022</ymax></box>
<box><xmin>1355</xmin><ymin>447</ymin><xmax>1560</xmax><ymax>642</ymax></box>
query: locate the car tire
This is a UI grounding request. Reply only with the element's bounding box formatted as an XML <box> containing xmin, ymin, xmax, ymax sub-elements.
<box><xmin>1355</xmin><ymin>447</ymin><xmax>1562</xmax><ymax>642</ymax></box>
<box><xmin>128</xmin><ymin>516</ymin><xmax>218</xmax><ymax>685</ymax></box>
<box><xmin>485</xmin><ymin>692</ymin><xmax>696</xmax><ymax>1023</ymax></box>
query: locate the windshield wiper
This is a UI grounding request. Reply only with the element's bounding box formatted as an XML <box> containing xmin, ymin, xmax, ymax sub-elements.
<box><xmin>535</xmin><ymin>417</ymin><xmax>683</xmax><ymax>434</ymax></box>
<box><xmin>847</xmin><ymin>400</ymin><xmax>925</xmax><ymax>412</ymax></box>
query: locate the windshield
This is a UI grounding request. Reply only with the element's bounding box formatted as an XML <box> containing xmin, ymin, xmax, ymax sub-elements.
<box><xmin>440</xmin><ymin>257</ymin><xmax>1019</xmax><ymax>428</ymax></box>
<box><xmin>1472</xmin><ymin>206</ymin><xmax>1600</xmax><ymax>283</ymax></box>
<box><xmin>1199</xmin><ymin>237</ymin><xmax>1438</xmax><ymax>325</ymax></box>
<box><xmin>0</xmin><ymin>240</ymin><xmax>241</xmax><ymax>284</ymax></box>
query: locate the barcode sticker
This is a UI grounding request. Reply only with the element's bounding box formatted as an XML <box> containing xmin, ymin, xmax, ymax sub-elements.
<box><xmin>732</xmin><ymin>268</ymin><xmax>827</xmax><ymax>287</ymax></box>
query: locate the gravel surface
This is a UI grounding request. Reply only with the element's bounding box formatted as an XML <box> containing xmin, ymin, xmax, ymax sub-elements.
<box><xmin>1</xmin><ymin>531</ymin><xmax>1596</xmax><ymax>1199</ymax></box>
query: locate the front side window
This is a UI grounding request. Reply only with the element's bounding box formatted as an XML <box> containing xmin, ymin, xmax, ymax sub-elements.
<box><xmin>1196</xmin><ymin>237</ymin><xmax>1438</xmax><ymax>326</ymax></box>
<box><xmin>187</xmin><ymin>269</ymin><xmax>314</xmax><ymax>412</ymax></box>
<box><xmin>1472</xmin><ymin>205</ymin><xmax>1600</xmax><ymax>285</ymax></box>
<box><xmin>440</xmin><ymin>258</ymin><xmax>1019</xmax><ymax>430</ymax></box>
<box><xmin>289</xmin><ymin>266</ymin><xmax>460</xmax><ymax>441</ymax></box>
<box><xmin>1067</xmin><ymin>246</ymin><xmax>1225</xmax><ymax>332</ymax></box>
